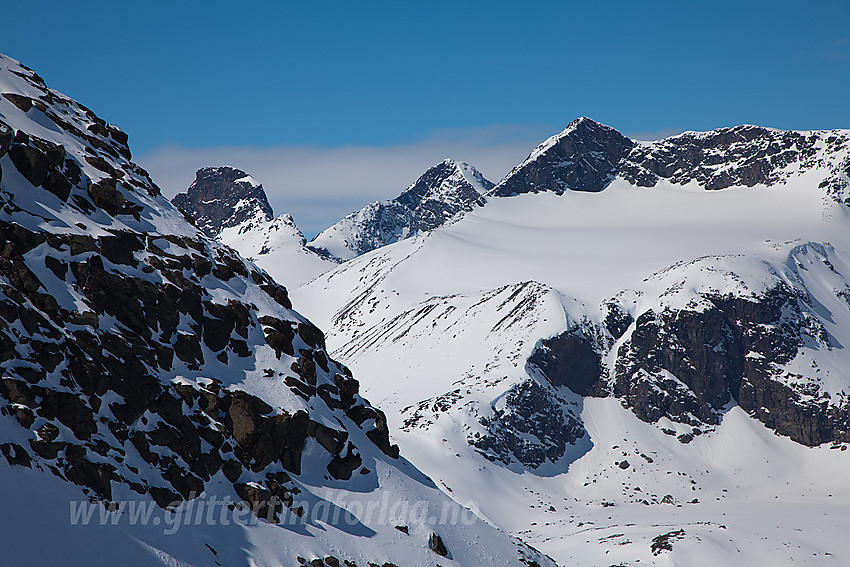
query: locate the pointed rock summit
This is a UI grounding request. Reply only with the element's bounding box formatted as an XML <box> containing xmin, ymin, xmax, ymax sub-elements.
<box><xmin>492</xmin><ymin>117</ymin><xmax>635</xmax><ymax>197</ymax></box>
<box><xmin>309</xmin><ymin>158</ymin><xmax>494</xmax><ymax>261</ymax></box>
<box><xmin>173</xmin><ymin>166</ymin><xmax>273</xmax><ymax>237</ymax></box>
<box><xmin>394</xmin><ymin>158</ymin><xmax>492</xmax><ymax>226</ymax></box>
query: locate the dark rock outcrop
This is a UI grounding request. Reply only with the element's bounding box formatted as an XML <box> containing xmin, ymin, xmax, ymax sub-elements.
<box><xmin>429</xmin><ymin>532</ymin><xmax>449</xmax><ymax>557</ymax></box>
<box><xmin>394</xmin><ymin>158</ymin><xmax>491</xmax><ymax>233</ymax></box>
<box><xmin>492</xmin><ymin>117</ymin><xmax>634</xmax><ymax>197</ymax></box>
<box><xmin>172</xmin><ymin>166</ymin><xmax>274</xmax><ymax>237</ymax></box>
<box><xmin>528</xmin><ymin>328</ymin><xmax>605</xmax><ymax>396</ymax></box>
<box><xmin>472</xmin><ymin>379</ymin><xmax>586</xmax><ymax>468</ymax></box>
<box><xmin>621</xmin><ymin>126</ymin><xmax>823</xmax><ymax>190</ymax></box>
<box><xmin>613</xmin><ymin>285</ymin><xmax>850</xmax><ymax>445</ymax></box>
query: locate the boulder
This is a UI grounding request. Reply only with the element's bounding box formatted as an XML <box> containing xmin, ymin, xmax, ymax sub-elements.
<box><xmin>429</xmin><ymin>532</ymin><xmax>448</xmax><ymax>557</ymax></box>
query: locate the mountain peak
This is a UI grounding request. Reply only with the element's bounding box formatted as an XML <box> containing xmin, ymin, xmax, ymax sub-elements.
<box><xmin>492</xmin><ymin>118</ymin><xmax>633</xmax><ymax>197</ymax></box>
<box><xmin>195</xmin><ymin>165</ymin><xmax>262</xmax><ymax>189</ymax></box>
<box><xmin>566</xmin><ymin>115</ymin><xmax>602</xmax><ymax>129</ymax></box>
<box><xmin>309</xmin><ymin>159</ymin><xmax>494</xmax><ymax>261</ymax></box>
<box><xmin>546</xmin><ymin>117</ymin><xmax>615</xmax><ymax>142</ymax></box>
<box><xmin>172</xmin><ymin>166</ymin><xmax>273</xmax><ymax>237</ymax></box>
<box><xmin>395</xmin><ymin>158</ymin><xmax>492</xmax><ymax>210</ymax></box>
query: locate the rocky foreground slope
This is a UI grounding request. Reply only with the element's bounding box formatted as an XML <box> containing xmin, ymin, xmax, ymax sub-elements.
<box><xmin>0</xmin><ymin>53</ymin><xmax>553</xmax><ymax>567</ymax></box>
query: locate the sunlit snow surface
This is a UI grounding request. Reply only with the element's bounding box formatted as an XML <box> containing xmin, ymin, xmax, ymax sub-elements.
<box><xmin>218</xmin><ymin>212</ymin><xmax>337</xmax><ymax>288</ymax></box>
<box><xmin>293</xmin><ymin>154</ymin><xmax>850</xmax><ymax>565</ymax></box>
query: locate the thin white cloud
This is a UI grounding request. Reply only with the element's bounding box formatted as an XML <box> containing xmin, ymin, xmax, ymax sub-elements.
<box><xmin>792</xmin><ymin>36</ymin><xmax>850</xmax><ymax>62</ymax></box>
<box><xmin>136</xmin><ymin>128</ymin><xmax>547</xmax><ymax>235</ymax></box>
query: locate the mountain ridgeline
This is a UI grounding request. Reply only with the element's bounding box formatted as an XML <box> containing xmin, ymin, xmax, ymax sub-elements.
<box><xmin>175</xmin><ymin>117</ymin><xmax>850</xmax><ymax>457</ymax></box>
<box><xmin>291</xmin><ymin>118</ymin><xmax>850</xmax><ymax>459</ymax></box>
<box><xmin>494</xmin><ymin>116</ymin><xmax>849</xmax><ymax>197</ymax></box>
<box><xmin>280</xmin><ymin>116</ymin><xmax>850</xmax><ymax>563</ymax></box>
<box><xmin>173</xmin><ymin>159</ymin><xmax>495</xmax><ymax>271</ymax></box>
<box><xmin>173</xmin><ymin>118</ymin><xmax>850</xmax><ymax>453</ymax></box>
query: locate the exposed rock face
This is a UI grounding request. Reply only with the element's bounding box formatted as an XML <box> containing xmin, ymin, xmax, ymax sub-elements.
<box><xmin>173</xmin><ymin>166</ymin><xmax>274</xmax><ymax>237</ymax></box>
<box><xmin>472</xmin><ymin>379</ymin><xmax>586</xmax><ymax>468</ymax></box>
<box><xmin>614</xmin><ymin>303</ymin><xmax>750</xmax><ymax>427</ymax></box>
<box><xmin>528</xmin><ymin>327</ymin><xmax>606</xmax><ymax>396</ymax></box>
<box><xmin>308</xmin><ymin>159</ymin><xmax>493</xmax><ymax>261</ymax></box>
<box><xmin>820</xmin><ymin>154</ymin><xmax>850</xmax><ymax>206</ymax></box>
<box><xmin>0</xmin><ymin>54</ymin><xmax>398</xmax><ymax>512</ymax></box>
<box><xmin>492</xmin><ymin>117</ymin><xmax>634</xmax><ymax>197</ymax></box>
<box><xmin>514</xmin><ymin>243</ymin><xmax>850</xmax><ymax>449</ymax></box>
<box><xmin>620</xmin><ymin>125</ymin><xmax>829</xmax><ymax>190</ymax></box>
<box><xmin>603</xmin><ymin>301</ymin><xmax>634</xmax><ymax>340</ymax></box>
<box><xmin>394</xmin><ymin>158</ymin><xmax>491</xmax><ymax>233</ymax></box>
<box><xmin>611</xmin><ymin>282</ymin><xmax>850</xmax><ymax>445</ymax></box>
<box><xmin>605</xmin><ymin>255</ymin><xmax>850</xmax><ymax>446</ymax></box>
<box><xmin>491</xmin><ymin>117</ymin><xmax>850</xmax><ymax>197</ymax></box>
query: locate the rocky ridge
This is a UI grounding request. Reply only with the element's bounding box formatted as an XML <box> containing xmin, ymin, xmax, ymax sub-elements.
<box><xmin>308</xmin><ymin>158</ymin><xmax>493</xmax><ymax>261</ymax></box>
<box><xmin>493</xmin><ymin>117</ymin><xmax>850</xmax><ymax>198</ymax></box>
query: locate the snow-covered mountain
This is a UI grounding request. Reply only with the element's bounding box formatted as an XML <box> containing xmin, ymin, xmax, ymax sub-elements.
<box><xmin>308</xmin><ymin>159</ymin><xmax>493</xmax><ymax>261</ymax></box>
<box><xmin>292</xmin><ymin>118</ymin><xmax>850</xmax><ymax>566</ymax></box>
<box><xmin>172</xmin><ymin>167</ymin><xmax>337</xmax><ymax>287</ymax></box>
<box><xmin>0</xmin><ymin>53</ymin><xmax>555</xmax><ymax>567</ymax></box>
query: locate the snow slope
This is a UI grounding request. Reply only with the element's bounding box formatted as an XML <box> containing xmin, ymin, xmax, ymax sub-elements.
<box><xmin>218</xmin><ymin>212</ymin><xmax>337</xmax><ymax>288</ymax></box>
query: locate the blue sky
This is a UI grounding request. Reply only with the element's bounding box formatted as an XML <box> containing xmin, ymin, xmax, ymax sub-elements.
<box><xmin>4</xmin><ymin>1</ymin><xmax>850</xmax><ymax>233</ymax></box>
